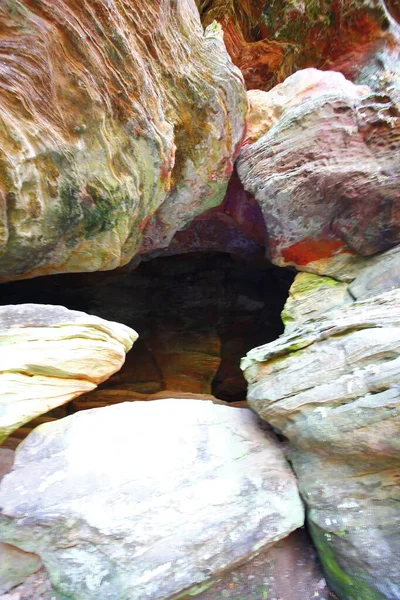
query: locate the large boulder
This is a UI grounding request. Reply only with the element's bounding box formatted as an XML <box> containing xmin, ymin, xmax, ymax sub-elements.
<box><xmin>237</xmin><ymin>68</ymin><xmax>400</xmax><ymax>273</ymax></box>
<box><xmin>0</xmin><ymin>304</ymin><xmax>137</xmax><ymax>444</ymax></box>
<box><xmin>241</xmin><ymin>250</ymin><xmax>400</xmax><ymax>600</ymax></box>
<box><xmin>0</xmin><ymin>400</ymin><xmax>304</xmax><ymax>600</ymax></box>
<box><xmin>0</xmin><ymin>0</ymin><xmax>246</xmax><ymax>281</ymax></box>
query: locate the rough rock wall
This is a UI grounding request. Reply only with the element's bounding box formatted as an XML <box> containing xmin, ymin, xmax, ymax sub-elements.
<box><xmin>0</xmin><ymin>0</ymin><xmax>246</xmax><ymax>280</ymax></box>
<box><xmin>242</xmin><ymin>249</ymin><xmax>400</xmax><ymax>600</ymax></box>
<box><xmin>237</xmin><ymin>68</ymin><xmax>400</xmax><ymax>273</ymax></box>
<box><xmin>198</xmin><ymin>0</ymin><xmax>399</xmax><ymax>92</ymax></box>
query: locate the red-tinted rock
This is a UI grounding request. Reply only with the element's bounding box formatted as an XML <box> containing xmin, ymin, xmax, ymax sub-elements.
<box><xmin>237</xmin><ymin>69</ymin><xmax>400</xmax><ymax>270</ymax></box>
<box><xmin>160</xmin><ymin>171</ymin><xmax>267</xmax><ymax>259</ymax></box>
<box><xmin>198</xmin><ymin>0</ymin><xmax>398</xmax><ymax>91</ymax></box>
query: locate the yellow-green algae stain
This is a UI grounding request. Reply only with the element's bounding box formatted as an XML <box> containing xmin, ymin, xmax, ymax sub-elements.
<box><xmin>309</xmin><ymin>522</ymin><xmax>385</xmax><ymax>600</ymax></box>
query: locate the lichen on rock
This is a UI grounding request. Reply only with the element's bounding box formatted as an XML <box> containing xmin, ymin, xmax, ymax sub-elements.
<box><xmin>0</xmin><ymin>0</ymin><xmax>247</xmax><ymax>280</ymax></box>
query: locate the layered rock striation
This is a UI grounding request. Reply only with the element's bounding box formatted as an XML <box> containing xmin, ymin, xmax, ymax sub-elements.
<box><xmin>0</xmin><ymin>0</ymin><xmax>246</xmax><ymax>280</ymax></box>
<box><xmin>198</xmin><ymin>0</ymin><xmax>399</xmax><ymax>92</ymax></box>
<box><xmin>0</xmin><ymin>304</ymin><xmax>137</xmax><ymax>444</ymax></box>
<box><xmin>242</xmin><ymin>250</ymin><xmax>400</xmax><ymax>600</ymax></box>
<box><xmin>238</xmin><ymin>68</ymin><xmax>400</xmax><ymax>272</ymax></box>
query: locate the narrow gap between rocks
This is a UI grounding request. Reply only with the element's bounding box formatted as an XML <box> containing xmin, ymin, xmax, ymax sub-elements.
<box><xmin>0</xmin><ymin>251</ymin><xmax>294</xmax><ymax>449</ymax></box>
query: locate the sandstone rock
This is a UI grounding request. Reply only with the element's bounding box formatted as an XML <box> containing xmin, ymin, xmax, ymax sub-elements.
<box><xmin>0</xmin><ymin>252</ymin><xmax>289</xmax><ymax>404</ymax></box>
<box><xmin>0</xmin><ymin>545</ymin><xmax>41</xmax><ymax>596</ymax></box>
<box><xmin>349</xmin><ymin>244</ymin><xmax>400</xmax><ymax>300</ymax></box>
<box><xmin>0</xmin><ymin>0</ymin><xmax>246</xmax><ymax>281</ymax></box>
<box><xmin>281</xmin><ymin>272</ymin><xmax>352</xmax><ymax>332</ymax></box>
<box><xmin>198</xmin><ymin>0</ymin><xmax>395</xmax><ymax>91</ymax></box>
<box><xmin>0</xmin><ymin>400</ymin><xmax>304</xmax><ymax>600</ymax></box>
<box><xmin>238</xmin><ymin>69</ymin><xmax>400</xmax><ymax>271</ymax></box>
<box><xmin>191</xmin><ymin>528</ymin><xmax>329</xmax><ymax>600</ymax></box>
<box><xmin>0</xmin><ymin>449</ymin><xmax>14</xmax><ymax>482</ymax></box>
<box><xmin>0</xmin><ymin>304</ymin><xmax>137</xmax><ymax>444</ymax></box>
<box><xmin>0</xmin><ymin>450</ymin><xmax>42</xmax><ymax>595</ymax></box>
<box><xmin>242</xmin><ymin>279</ymin><xmax>400</xmax><ymax>600</ymax></box>
<box><xmin>157</xmin><ymin>171</ymin><xmax>267</xmax><ymax>260</ymax></box>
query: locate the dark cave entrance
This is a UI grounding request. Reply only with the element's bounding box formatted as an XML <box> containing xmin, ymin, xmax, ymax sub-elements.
<box><xmin>0</xmin><ymin>252</ymin><xmax>294</xmax><ymax>445</ymax></box>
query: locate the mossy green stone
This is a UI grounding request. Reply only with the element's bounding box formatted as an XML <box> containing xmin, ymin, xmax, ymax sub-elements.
<box><xmin>309</xmin><ymin>522</ymin><xmax>385</xmax><ymax>600</ymax></box>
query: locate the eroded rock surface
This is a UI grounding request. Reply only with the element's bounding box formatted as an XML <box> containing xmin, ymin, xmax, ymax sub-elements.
<box><xmin>0</xmin><ymin>400</ymin><xmax>304</xmax><ymax>600</ymax></box>
<box><xmin>0</xmin><ymin>304</ymin><xmax>137</xmax><ymax>444</ymax></box>
<box><xmin>0</xmin><ymin>450</ymin><xmax>42</xmax><ymax>596</ymax></box>
<box><xmin>0</xmin><ymin>0</ymin><xmax>246</xmax><ymax>280</ymax></box>
<box><xmin>198</xmin><ymin>0</ymin><xmax>398</xmax><ymax>92</ymax></box>
<box><xmin>238</xmin><ymin>69</ymin><xmax>400</xmax><ymax>272</ymax></box>
<box><xmin>0</xmin><ymin>545</ymin><xmax>41</xmax><ymax>596</ymax></box>
<box><xmin>242</xmin><ymin>252</ymin><xmax>400</xmax><ymax>600</ymax></box>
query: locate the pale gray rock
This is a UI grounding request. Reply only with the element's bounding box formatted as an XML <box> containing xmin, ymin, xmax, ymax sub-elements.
<box><xmin>349</xmin><ymin>244</ymin><xmax>400</xmax><ymax>300</ymax></box>
<box><xmin>242</xmin><ymin>286</ymin><xmax>400</xmax><ymax>600</ymax></box>
<box><xmin>0</xmin><ymin>450</ymin><xmax>42</xmax><ymax>595</ymax></box>
<box><xmin>0</xmin><ymin>400</ymin><xmax>304</xmax><ymax>600</ymax></box>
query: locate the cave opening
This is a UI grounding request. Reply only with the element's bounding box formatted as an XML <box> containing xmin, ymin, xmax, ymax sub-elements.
<box><xmin>0</xmin><ymin>251</ymin><xmax>294</xmax><ymax>448</ymax></box>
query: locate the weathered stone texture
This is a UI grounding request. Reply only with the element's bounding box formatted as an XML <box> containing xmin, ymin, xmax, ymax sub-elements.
<box><xmin>0</xmin><ymin>400</ymin><xmax>304</xmax><ymax>600</ymax></box>
<box><xmin>198</xmin><ymin>0</ymin><xmax>398</xmax><ymax>91</ymax></box>
<box><xmin>0</xmin><ymin>0</ymin><xmax>246</xmax><ymax>280</ymax></box>
<box><xmin>238</xmin><ymin>69</ymin><xmax>400</xmax><ymax>272</ymax></box>
<box><xmin>0</xmin><ymin>304</ymin><xmax>137</xmax><ymax>444</ymax></box>
<box><xmin>242</xmin><ymin>252</ymin><xmax>400</xmax><ymax>600</ymax></box>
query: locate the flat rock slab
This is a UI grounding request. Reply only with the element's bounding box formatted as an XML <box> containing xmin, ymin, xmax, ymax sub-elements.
<box><xmin>0</xmin><ymin>304</ymin><xmax>137</xmax><ymax>443</ymax></box>
<box><xmin>0</xmin><ymin>530</ymin><xmax>332</xmax><ymax>600</ymax></box>
<box><xmin>0</xmin><ymin>400</ymin><xmax>304</xmax><ymax>600</ymax></box>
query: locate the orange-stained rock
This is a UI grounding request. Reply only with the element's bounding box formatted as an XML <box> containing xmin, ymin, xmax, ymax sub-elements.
<box><xmin>0</xmin><ymin>0</ymin><xmax>246</xmax><ymax>280</ymax></box>
<box><xmin>198</xmin><ymin>0</ymin><xmax>398</xmax><ymax>92</ymax></box>
<box><xmin>237</xmin><ymin>69</ymin><xmax>400</xmax><ymax>270</ymax></box>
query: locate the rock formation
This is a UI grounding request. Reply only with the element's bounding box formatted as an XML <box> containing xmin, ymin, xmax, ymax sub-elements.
<box><xmin>0</xmin><ymin>0</ymin><xmax>400</xmax><ymax>598</ymax></box>
<box><xmin>242</xmin><ymin>248</ymin><xmax>400</xmax><ymax>600</ymax></box>
<box><xmin>0</xmin><ymin>0</ymin><xmax>246</xmax><ymax>280</ymax></box>
<box><xmin>237</xmin><ymin>68</ymin><xmax>400</xmax><ymax>272</ymax></box>
<box><xmin>197</xmin><ymin>0</ymin><xmax>399</xmax><ymax>92</ymax></box>
<box><xmin>0</xmin><ymin>400</ymin><xmax>304</xmax><ymax>600</ymax></box>
<box><xmin>0</xmin><ymin>304</ymin><xmax>137</xmax><ymax>444</ymax></box>
<box><xmin>0</xmin><ymin>449</ymin><xmax>42</xmax><ymax>596</ymax></box>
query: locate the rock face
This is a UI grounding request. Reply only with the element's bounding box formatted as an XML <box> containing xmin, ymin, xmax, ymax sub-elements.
<box><xmin>0</xmin><ymin>400</ymin><xmax>304</xmax><ymax>600</ymax></box>
<box><xmin>0</xmin><ymin>304</ymin><xmax>137</xmax><ymax>444</ymax></box>
<box><xmin>0</xmin><ymin>543</ymin><xmax>41</xmax><ymax>595</ymax></box>
<box><xmin>198</xmin><ymin>0</ymin><xmax>397</xmax><ymax>91</ymax></box>
<box><xmin>0</xmin><ymin>0</ymin><xmax>246</xmax><ymax>280</ymax></box>
<box><xmin>0</xmin><ymin>449</ymin><xmax>42</xmax><ymax>595</ymax></box>
<box><xmin>242</xmin><ymin>251</ymin><xmax>400</xmax><ymax>600</ymax></box>
<box><xmin>238</xmin><ymin>69</ymin><xmax>400</xmax><ymax>272</ymax></box>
